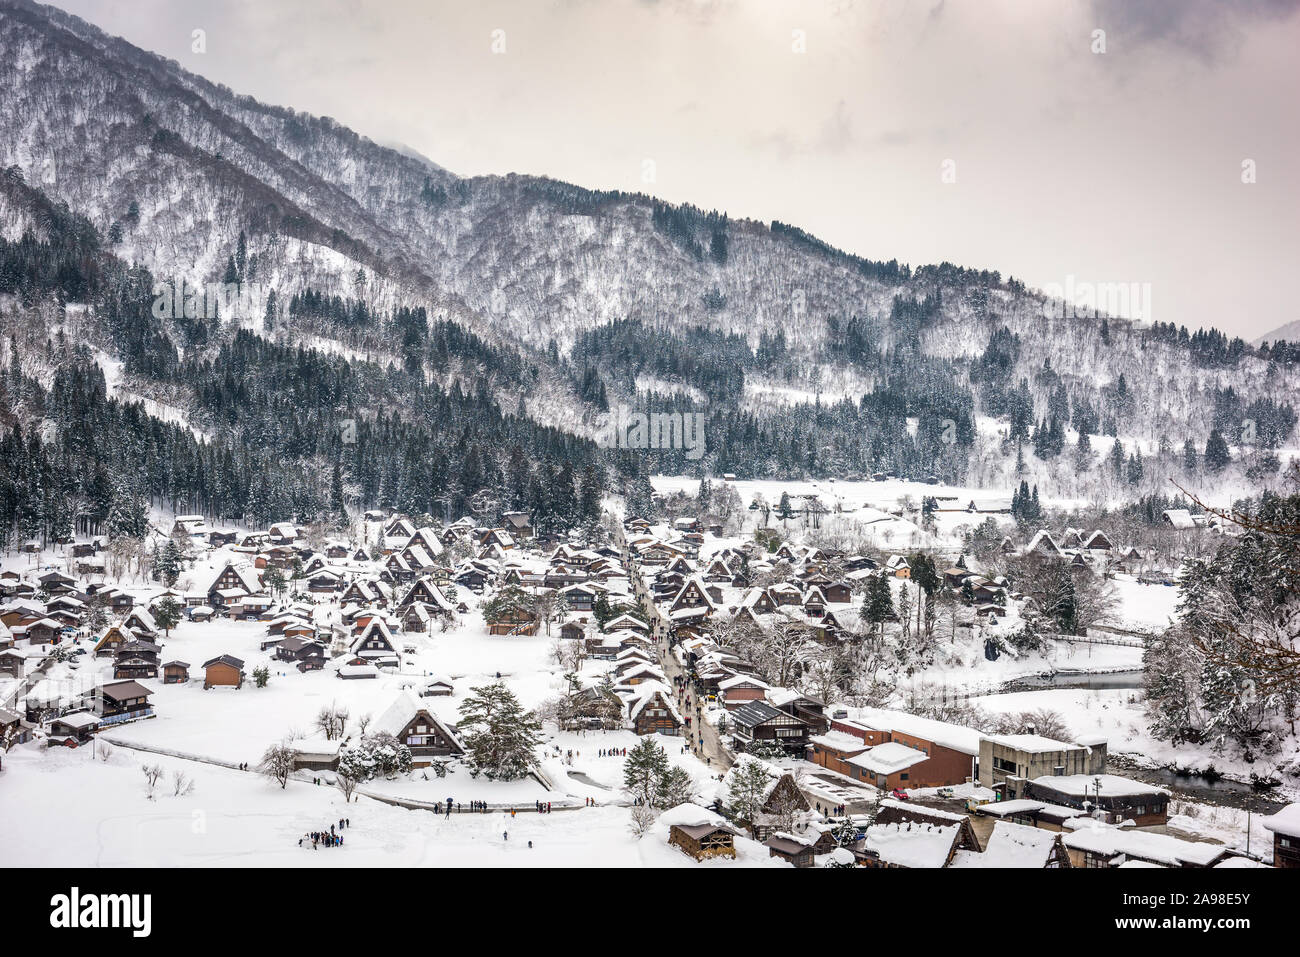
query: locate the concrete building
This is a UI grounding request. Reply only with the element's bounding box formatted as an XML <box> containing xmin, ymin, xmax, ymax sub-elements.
<box><xmin>979</xmin><ymin>733</ymin><xmax>1107</xmax><ymax>798</ymax></box>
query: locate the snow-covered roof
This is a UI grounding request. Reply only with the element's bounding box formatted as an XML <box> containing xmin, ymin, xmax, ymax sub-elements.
<box><xmin>950</xmin><ymin>821</ymin><xmax>1060</xmax><ymax>868</ymax></box>
<box><xmin>719</xmin><ymin>674</ymin><xmax>769</xmax><ymax>691</ymax></box>
<box><xmin>982</xmin><ymin>733</ymin><xmax>1078</xmax><ymax>754</ymax></box>
<box><xmin>292</xmin><ymin>735</ymin><xmax>342</xmax><ymax>757</ymax></box>
<box><xmin>659</xmin><ymin>802</ymin><xmax>732</xmax><ymax>830</ymax></box>
<box><xmin>1263</xmin><ymin>802</ymin><xmax>1300</xmax><ymax>838</ymax></box>
<box><xmin>809</xmin><ymin>730</ymin><xmax>872</xmax><ymax>753</ymax></box>
<box><xmin>861</xmin><ymin>822</ymin><xmax>959</xmax><ymax>868</ymax></box>
<box><xmin>626</xmin><ymin>681</ymin><xmax>681</xmax><ymax>723</ymax></box>
<box><xmin>1031</xmin><ymin>773</ymin><xmax>1167</xmax><ymax>798</ymax></box>
<box><xmin>845</xmin><ymin>742</ymin><xmax>929</xmax><ymax>776</ymax></box>
<box><xmin>51</xmin><ymin>710</ymin><xmax>101</xmax><ymax>729</ymax></box>
<box><xmin>1062</xmin><ymin>824</ymin><xmax>1225</xmax><ymax>867</ymax></box>
<box><xmin>975</xmin><ymin>798</ymin><xmax>1047</xmax><ymax>817</ymax></box>
<box><xmin>1025</xmin><ymin>529</ymin><xmax>1063</xmax><ymax>554</ymax></box>
<box><xmin>337</xmin><ymin>663</ymin><xmax>379</xmax><ymax>678</ymax></box>
<box><xmin>372</xmin><ymin>691</ymin><xmax>461</xmax><ymax>748</ymax></box>
<box><xmin>854</xmin><ymin>707</ymin><xmax>981</xmax><ymax>756</ymax></box>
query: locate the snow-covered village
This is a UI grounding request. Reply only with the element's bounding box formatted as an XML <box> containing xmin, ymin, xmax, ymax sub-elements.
<box><xmin>0</xmin><ymin>0</ymin><xmax>1297</xmax><ymax>939</ymax></box>
<box><xmin>2</xmin><ymin>474</ymin><xmax>1298</xmax><ymax>874</ymax></box>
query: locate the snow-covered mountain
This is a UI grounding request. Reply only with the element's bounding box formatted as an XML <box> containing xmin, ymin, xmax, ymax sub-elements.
<box><xmin>0</xmin><ymin>0</ymin><xmax>1295</xmax><ymax>494</ymax></box>
<box><xmin>1254</xmin><ymin>320</ymin><xmax>1300</xmax><ymax>347</ymax></box>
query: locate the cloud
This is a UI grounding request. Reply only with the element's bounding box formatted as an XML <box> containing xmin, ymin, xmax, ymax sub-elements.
<box><xmin>1089</xmin><ymin>0</ymin><xmax>1300</xmax><ymax>61</ymax></box>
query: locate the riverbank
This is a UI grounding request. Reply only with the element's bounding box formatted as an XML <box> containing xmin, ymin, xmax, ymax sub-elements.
<box><xmin>971</xmin><ymin>686</ymin><xmax>1300</xmax><ymax>808</ymax></box>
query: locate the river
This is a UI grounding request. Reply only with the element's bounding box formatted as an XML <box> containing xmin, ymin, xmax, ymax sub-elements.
<box><xmin>1001</xmin><ymin>670</ymin><xmax>1146</xmax><ymax>692</ymax></box>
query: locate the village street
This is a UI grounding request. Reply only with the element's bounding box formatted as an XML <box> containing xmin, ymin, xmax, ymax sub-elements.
<box><xmin>617</xmin><ymin>525</ymin><xmax>734</xmax><ymax>776</ymax></box>
<box><xmin>656</xmin><ymin>630</ymin><xmax>732</xmax><ymax>771</ymax></box>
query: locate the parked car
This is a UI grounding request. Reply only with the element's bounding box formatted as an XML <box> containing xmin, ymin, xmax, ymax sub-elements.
<box><xmin>890</xmin><ymin>789</ymin><xmax>910</xmax><ymax>801</ymax></box>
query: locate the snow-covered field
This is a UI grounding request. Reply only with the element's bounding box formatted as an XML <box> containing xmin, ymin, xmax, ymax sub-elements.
<box><xmin>0</xmin><ymin>608</ymin><xmax>775</xmax><ymax>867</ymax></box>
<box><xmin>0</xmin><ymin>744</ymin><xmax>777</xmax><ymax>868</ymax></box>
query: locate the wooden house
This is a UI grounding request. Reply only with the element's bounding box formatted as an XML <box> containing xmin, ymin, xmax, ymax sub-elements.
<box><xmin>398</xmin><ymin>577</ymin><xmax>457</xmax><ymax>616</ymax></box>
<box><xmin>1264</xmin><ymin>803</ymin><xmax>1300</xmax><ymax>869</ymax></box>
<box><xmin>604</xmin><ymin>613</ymin><xmax>649</xmax><ymax>635</ymax></box>
<box><xmin>306</xmin><ymin>570</ymin><xmax>341</xmax><ymax>595</ymax></box>
<box><xmin>340</xmin><ymin>579</ymin><xmax>383</xmax><ymax>608</ymax></box>
<box><xmin>769</xmin><ymin>693</ymin><xmax>830</xmax><ymax>734</ymax></box>
<box><xmin>47</xmin><ymin>710</ymin><xmax>101</xmax><ymax>746</ymax></box>
<box><xmin>949</xmin><ymin>820</ymin><xmax>1071</xmax><ymax>868</ymax></box>
<box><xmin>419</xmin><ymin>678</ymin><xmax>455</xmax><ymax>697</ymax></box>
<box><xmin>202</xmin><ymin>655</ymin><xmax>245</xmax><ymax>689</ymax></box>
<box><xmin>559</xmin><ymin>583</ymin><xmax>597</xmax><ymax>612</ymax></box>
<box><xmin>351</xmin><ymin>618</ymin><xmax>401</xmax><ymax>663</ymax></box>
<box><xmin>852</xmin><ymin>822</ymin><xmax>965</xmax><ymax>868</ymax></box>
<box><xmin>93</xmin><ymin>624</ymin><xmax>133</xmax><ymax>657</ymax></box>
<box><xmin>373</xmin><ymin>692</ymin><xmax>464</xmax><ymax>766</ymax></box>
<box><xmin>485</xmin><ymin>596</ymin><xmax>539</xmax><ymax>636</ymax></box>
<box><xmin>384</xmin><ymin>553</ymin><xmax>415</xmax><ymax>583</ymax></box>
<box><xmin>718</xmin><ymin>675</ymin><xmax>770</xmax><ymax>710</ymax></box>
<box><xmin>764</xmin><ymin>834</ymin><xmax>815</xmax><ymax>867</ymax></box>
<box><xmin>875</xmin><ymin>800</ymin><xmax>982</xmax><ymax>854</ymax></box>
<box><xmin>275</xmin><ymin>636</ymin><xmax>327</xmax><ymax>672</ymax></box>
<box><xmin>666</xmin><ymin>805</ymin><xmax>739</xmax><ymax>861</ymax></box>
<box><xmin>729</xmin><ymin>700</ymin><xmax>810</xmax><ymax>755</ymax></box>
<box><xmin>0</xmin><ymin>648</ymin><xmax>26</xmax><ymax>679</ymax></box>
<box><xmin>502</xmin><ymin>511</ymin><xmax>534</xmax><ymax>540</ymax></box>
<box><xmin>628</xmin><ymin>683</ymin><xmax>682</xmax><ymax>736</ymax></box>
<box><xmin>0</xmin><ymin>705</ymin><xmax>33</xmax><ymax>747</ymax></box>
<box><xmin>162</xmin><ymin>660</ymin><xmax>190</xmax><ymax>684</ymax></box>
<box><xmin>1084</xmin><ymin>530</ymin><xmax>1114</xmax><ymax>551</ymax></box>
<box><xmin>823</xmin><ymin>581</ymin><xmax>852</xmax><ymax>604</ymax></box>
<box><xmin>560</xmin><ymin>685</ymin><xmax>624</xmax><ymax>730</ymax></box>
<box><xmin>113</xmin><ymin>640</ymin><xmax>161</xmax><ymax>680</ymax></box>
<box><xmin>98</xmin><ymin>680</ymin><xmax>155</xmax><ymax>724</ymax></box>
<box><xmin>1023</xmin><ymin>774</ymin><xmax>1170</xmax><ymax>828</ymax></box>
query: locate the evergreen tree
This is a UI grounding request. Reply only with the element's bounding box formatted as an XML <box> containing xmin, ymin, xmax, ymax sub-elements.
<box><xmin>156</xmin><ymin>539</ymin><xmax>183</xmax><ymax>587</ymax></box>
<box><xmin>657</xmin><ymin>765</ymin><xmax>694</xmax><ymax>808</ymax></box>
<box><xmin>154</xmin><ymin>595</ymin><xmax>182</xmax><ymax>637</ymax></box>
<box><xmin>1074</xmin><ymin>431</ymin><xmax>1093</xmax><ymax>470</ymax></box>
<box><xmin>1108</xmin><ymin>438</ymin><xmax>1125</xmax><ymax>478</ymax></box>
<box><xmin>726</xmin><ymin>756</ymin><xmax>773</xmax><ymax>827</ymax></box>
<box><xmin>1205</xmin><ymin>429</ymin><xmax>1231</xmax><ymax>472</ymax></box>
<box><xmin>859</xmin><ymin>574</ymin><xmax>895</xmax><ymax>637</ymax></box>
<box><xmin>457</xmin><ymin>682</ymin><xmax>542</xmax><ymax>781</ymax></box>
<box><xmin>623</xmin><ymin>737</ymin><xmax>670</xmax><ymax>806</ymax></box>
<box><xmin>1126</xmin><ymin>452</ymin><xmax>1144</xmax><ymax>485</ymax></box>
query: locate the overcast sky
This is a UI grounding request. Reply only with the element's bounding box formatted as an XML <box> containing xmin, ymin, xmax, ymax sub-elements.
<box><xmin>53</xmin><ymin>0</ymin><xmax>1300</xmax><ymax>340</ymax></box>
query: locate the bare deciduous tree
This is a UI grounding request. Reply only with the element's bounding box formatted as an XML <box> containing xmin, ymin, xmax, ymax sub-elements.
<box><xmin>259</xmin><ymin>743</ymin><xmax>297</xmax><ymax>789</ymax></box>
<box><xmin>629</xmin><ymin>802</ymin><xmax>659</xmax><ymax>838</ymax></box>
<box><xmin>141</xmin><ymin>762</ymin><xmax>164</xmax><ymax>798</ymax></box>
<box><xmin>314</xmin><ymin>702</ymin><xmax>350</xmax><ymax>741</ymax></box>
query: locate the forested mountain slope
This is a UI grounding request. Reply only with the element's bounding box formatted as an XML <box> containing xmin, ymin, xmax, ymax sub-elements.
<box><xmin>0</xmin><ymin>0</ymin><xmax>1296</xmax><ymax>532</ymax></box>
